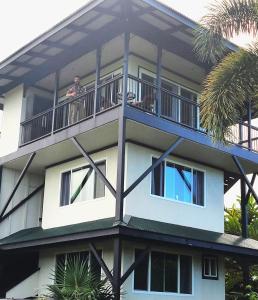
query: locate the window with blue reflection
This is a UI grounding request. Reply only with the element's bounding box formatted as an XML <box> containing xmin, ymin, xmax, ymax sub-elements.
<box><xmin>151</xmin><ymin>158</ymin><xmax>204</xmax><ymax>206</ymax></box>
<box><xmin>165</xmin><ymin>163</ymin><xmax>192</xmax><ymax>203</ymax></box>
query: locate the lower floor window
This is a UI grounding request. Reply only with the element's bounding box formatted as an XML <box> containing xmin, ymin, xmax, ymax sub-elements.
<box><xmin>202</xmin><ymin>256</ymin><xmax>218</xmax><ymax>279</ymax></box>
<box><xmin>134</xmin><ymin>249</ymin><xmax>192</xmax><ymax>294</ymax></box>
<box><xmin>56</xmin><ymin>250</ymin><xmax>102</xmax><ymax>283</ymax></box>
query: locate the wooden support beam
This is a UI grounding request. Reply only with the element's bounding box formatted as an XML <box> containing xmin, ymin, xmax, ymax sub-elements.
<box><xmin>123</xmin><ymin>137</ymin><xmax>183</xmax><ymax>198</ymax></box>
<box><xmin>232</xmin><ymin>155</ymin><xmax>258</xmax><ymax>203</ymax></box>
<box><xmin>120</xmin><ymin>247</ymin><xmax>149</xmax><ymax>285</ymax></box>
<box><xmin>89</xmin><ymin>242</ymin><xmax>114</xmax><ymax>285</ymax></box>
<box><xmin>0</xmin><ymin>153</ymin><xmax>36</xmax><ymax>218</ymax></box>
<box><xmin>113</xmin><ymin>237</ymin><xmax>122</xmax><ymax>300</ymax></box>
<box><xmin>0</xmin><ymin>184</ymin><xmax>44</xmax><ymax>223</ymax></box>
<box><xmin>246</xmin><ymin>173</ymin><xmax>256</xmax><ymax>202</ymax></box>
<box><xmin>71</xmin><ymin>137</ymin><xmax>117</xmax><ymax>198</ymax></box>
<box><xmin>241</xmin><ymin>179</ymin><xmax>248</xmax><ymax>238</ymax></box>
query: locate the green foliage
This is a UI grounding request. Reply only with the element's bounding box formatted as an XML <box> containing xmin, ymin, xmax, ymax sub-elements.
<box><xmin>194</xmin><ymin>0</ymin><xmax>258</xmax><ymax>144</ymax></box>
<box><xmin>225</xmin><ymin>196</ymin><xmax>258</xmax><ymax>299</ymax></box>
<box><xmin>47</xmin><ymin>255</ymin><xmax>115</xmax><ymax>300</ymax></box>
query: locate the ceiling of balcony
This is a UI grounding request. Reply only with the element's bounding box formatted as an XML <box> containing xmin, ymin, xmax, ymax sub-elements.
<box><xmin>0</xmin><ymin>0</ymin><xmax>238</xmax><ymax>97</ymax></box>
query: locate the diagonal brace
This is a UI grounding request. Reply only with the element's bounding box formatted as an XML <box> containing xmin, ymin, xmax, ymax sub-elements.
<box><xmin>246</xmin><ymin>173</ymin><xmax>256</xmax><ymax>203</ymax></box>
<box><xmin>120</xmin><ymin>246</ymin><xmax>150</xmax><ymax>285</ymax></box>
<box><xmin>89</xmin><ymin>242</ymin><xmax>114</xmax><ymax>286</ymax></box>
<box><xmin>71</xmin><ymin>137</ymin><xmax>117</xmax><ymax>198</ymax></box>
<box><xmin>0</xmin><ymin>184</ymin><xmax>44</xmax><ymax>222</ymax></box>
<box><xmin>123</xmin><ymin>137</ymin><xmax>184</xmax><ymax>198</ymax></box>
<box><xmin>232</xmin><ymin>156</ymin><xmax>258</xmax><ymax>204</ymax></box>
<box><xmin>0</xmin><ymin>152</ymin><xmax>36</xmax><ymax>218</ymax></box>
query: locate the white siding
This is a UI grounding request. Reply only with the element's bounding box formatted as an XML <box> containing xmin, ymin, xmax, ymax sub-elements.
<box><xmin>0</xmin><ymin>85</ymin><xmax>23</xmax><ymax>157</ymax></box>
<box><xmin>0</xmin><ymin>167</ymin><xmax>43</xmax><ymax>238</ymax></box>
<box><xmin>124</xmin><ymin>143</ymin><xmax>225</xmax><ymax>233</ymax></box>
<box><xmin>42</xmin><ymin>147</ymin><xmax>118</xmax><ymax>229</ymax></box>
<box><xmin>35</xmin><ymin>242</ymin><xmax>225</xmax><ymax>300</ymax></box>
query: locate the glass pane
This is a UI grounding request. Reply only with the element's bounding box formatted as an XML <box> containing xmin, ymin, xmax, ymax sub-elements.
<box><xmin>204</xmin><ymin>258</ymin><xmax>210</xmax><ymax>276</ymax></box>
<box><xmin>165</xmin><ymin>163</ymin><xmax>192</xmax><ymax>203</ymax></box>
<box><xmin>91</xmin><ymin>250</ymin><xmax>102</xmax><ymax>280</ymax></box>
<box><xmin>60</xmin><ymin>171</ymin><xmax>71</xmax><ymax>206</ymax></box>
<box><xmin>71</xmin><ymin>167</ymin><xmax>94</xmax><ymax>202</ymax></box>
<box><xmin>210</xmin><ymin>258</ymin><xmax>217</xmax><ymax>277</ymax></box>
<box><xmin>55</xmin><ymin>254</ymin><xmax>66</xmax><ymax>284</ymax></box>
<box><xmin>180</xmin><ymin>255</ymin><xmax>192</xmax><ymax>294</ymax></box>
<box><xmin>193</xmin><ymin>170</ymin><xmax>204</xmax><ymax>206</ymax></box>
<box><xmin>151</xmin><ymin>158</ymin><xmax>164</xmax><ymax>196</ymax></box>
<box><xmin>94</xmin><ymin>162</ymin><xmax>106</xmax><ymax>198</ymax></box>
<box><xmin>165</xmin><ymin>254</ymin><xmax>178</xmax><ymax>293</ymax></box>
<box><xmin>151</xmin><ymin>251</ymin><xmax>164</xmax><ymax>292</ymax></box>
<box><xmin>134</xmin><ymin>249</ymin><xmax>149</xmax><ymax>291</ymax></box>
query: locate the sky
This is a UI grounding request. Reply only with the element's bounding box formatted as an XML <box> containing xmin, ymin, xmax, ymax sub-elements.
<box><xmin>0</xmin><ymin>0</ymin><xmax>256</xmax><ymax>206</ymax></box>
<box><xmin>0</xmin><ymin>0</ymin><xmax>256</xmax><ymax>63</ymax></box>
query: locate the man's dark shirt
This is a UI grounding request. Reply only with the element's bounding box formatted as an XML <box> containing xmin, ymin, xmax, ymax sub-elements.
<box><xmin>67</xmin><ymin>83</ymin><xmax>85</xmax><ymax>97</ymax></box>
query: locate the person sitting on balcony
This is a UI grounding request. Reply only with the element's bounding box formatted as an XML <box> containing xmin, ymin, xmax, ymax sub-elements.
<box><xmin>66</xmin><ymin>75</ymin><xmax>85</xmax><ymax>125</ymax></box>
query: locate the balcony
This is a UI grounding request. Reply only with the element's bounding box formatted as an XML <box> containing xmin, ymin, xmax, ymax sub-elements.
<box><xmin>19</xmin><ymin>74</ymin><xmax>258</xmax><ymax>152</ymax></box>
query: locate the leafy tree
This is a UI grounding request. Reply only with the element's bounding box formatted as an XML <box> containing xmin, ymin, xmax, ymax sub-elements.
<box><xmin>194</xmin><ymin>0</ymin><xmax>258</xmax><ymax>143</ymax></box>
<box><xmin>225</xmin><ymin>196</ymin><xmax>258</xmax><ymax>299</ymax></box>
<box><xmin>47</xmin><ymin>255</ymin><xmax>115</xmax><ymax>300</ymax></box>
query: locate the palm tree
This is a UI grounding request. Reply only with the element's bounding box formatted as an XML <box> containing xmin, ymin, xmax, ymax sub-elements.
<box><xmin>47</xmin><ymin>255</ymin><xmax>115</xmax><ymax>300</ymax></box>
<box><xmin>194</xmin><ymin>0</ymin><xmax>258</xmax><ymax>143</ymax></box>
<box><xmin>225</xmin><ymin>196</ymin><xmax>258</xmax><ymax>299</ymax></box>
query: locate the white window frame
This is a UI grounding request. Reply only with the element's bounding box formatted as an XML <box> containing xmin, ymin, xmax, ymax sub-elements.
<box><xmin>150</xmin><ymin>155</ymin><xmax>206</xmax><ymax>207</ymax></box>
<box><xmin>202</xmin><ymin>256</ymin><xmax>218</xmax><ymax>280</ymax></box>
<box><xmin>132</xmin><ymin>248</ymin><xmax>194</xmax><ymax>295</ymax></box>
<box><xmin>59</xmin><ymin>159</ymin><xmax>107</xmax><ymax>206</ymax></box>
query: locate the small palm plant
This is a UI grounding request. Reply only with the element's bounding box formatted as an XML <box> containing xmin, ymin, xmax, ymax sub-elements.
<box><xmin>47</xmin><ymin>254</ymin><xmax>115</xmax><ymax>300</ymax></box>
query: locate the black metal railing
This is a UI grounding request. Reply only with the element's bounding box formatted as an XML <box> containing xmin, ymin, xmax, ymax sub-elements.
<box><xmin>229</xmin><ymin>122</ymin><xmax>258</xmax><ymax>151</ymax></box>
<box><xmin>127</xmin><ymin>75</ymin><xmax>200</xmax><ymax>129</ymax></box>
<box><xmin>20</xmin><ymin>76</ymin><xmax>123</xmax><ymax>144</ymax></box>
<box><xmin>20</xmin><ymin>109</ymin><xmax>53</xmax><ymax>144</ymax></box>
<box><xmin>19</xmin><ymin>73</ymin><xmax>258</xmax><ymax>153</ymax></box>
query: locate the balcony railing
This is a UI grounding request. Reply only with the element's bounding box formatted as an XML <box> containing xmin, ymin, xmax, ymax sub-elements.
<box><xmin>19</xmin><ymin>73</ymin><xmax>258</xmax><ymax>153</ymax></box>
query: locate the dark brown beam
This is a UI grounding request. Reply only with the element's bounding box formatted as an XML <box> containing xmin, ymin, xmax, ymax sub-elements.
<box><xmin>113</xmin><ymin>237</ymin><xmax>122</xmax><ymax>300</ymax></box>
<box><xmin>89</xmin><ymin>242</ymin><xmax>114</xmax><ymax>285</ymax></box>
<box><xmin>27</xmin><ymin>52</ymin><xmax>51</xmax><ymax>60</ymax></box>
<box><xmin>241</xmin><ymin>178</ymin><xmax>248</xmax><ymax>238</ymax></box>
<box><xmin>0</xmin><ymin>184</ymin><xmax>44</xmax><ymax>223</ymax></box>
<box><xmin>0</xmin><ymin>152</ymin><xmax>36</xmax><ymax>218</ymax></box>
<box><xmin>42</xmin><ymin>40</ymin><xmax>68</xmax><ymax>49</ymax></box>
<box><xmin>246</xmin><ymin>173</ymin><xmax>257</xmax><ymax>202</ymax></box>
<box><xmin>94</xmin><ymin>6</ymin><xmax>120</xmax><ymax>18</ymax></box>
<box><xmin>123</xmin><ymin>137</ymin><xmax>183</xmax><ymax>198</ymax></box>
<box><xmin>71</xmin><ymin>137</ymin><xmax>117</xmax><ymax>198</ymax></box>
<box><xmin>120</xmin><ymin>246</ymin><xmax>150</xmax><ymax>284</ymax></box>
<box><xmin>232</xmin><ymin>155</ymin><xmax>258</xmax><ymax>203</ymax></box>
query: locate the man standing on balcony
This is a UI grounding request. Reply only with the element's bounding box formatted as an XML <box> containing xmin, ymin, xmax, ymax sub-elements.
<box><xmin>66</xmin><ymin>75</ymin><xmax>85</xmax><ymax>125</ymax></box>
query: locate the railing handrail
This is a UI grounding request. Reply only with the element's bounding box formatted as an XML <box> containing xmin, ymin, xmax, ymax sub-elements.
<box><xmin>238</xmin><ymin>120</ymin><xmax>258</xmax><ymax>131</ymax></box>
<box><xmin>128</xmin><ymin>74</ymin><xmax>200</xmax><ymax>107</ymax></box>
<box><xmin>20</xmin><ymin>108</ymin><xmax>53</xmax><ymax>126</ymax></box>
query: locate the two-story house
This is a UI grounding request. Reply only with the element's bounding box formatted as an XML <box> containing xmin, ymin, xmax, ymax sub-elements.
<box><xmin>0</xmin><ymin>0</ymin><xmax>258</xmax><ymax>299</ymax></box>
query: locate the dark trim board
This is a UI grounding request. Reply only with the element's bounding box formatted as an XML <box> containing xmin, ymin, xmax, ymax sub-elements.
<box><xmin>2</xmin><ymin>224</ymin><xmax>258</xmax><ymax>259</ymax></box>
<box><xmin>0</xmin><ymin>107</ymin><xmax>120</xmax><ymax>166</ymax></box>
<box><xmin>124</xmin><ymin>106</ymin><xmax>258</xmax><ymax>169</ymax></box>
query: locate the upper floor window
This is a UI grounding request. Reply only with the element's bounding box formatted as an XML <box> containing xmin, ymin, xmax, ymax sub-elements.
<box><xmin>60</xmin><ymin>161</ymin><xmax>106</xmax><ymax>206</ymax></box>
<box><xmin>134</xmin><ymin>249</ymin><xmax>192</xmax><ymax>294</ymax></box>
<box><xmin>151</xmin><ymin>157</ymin><xmax>204</xmax><ymax>206</ymax></box>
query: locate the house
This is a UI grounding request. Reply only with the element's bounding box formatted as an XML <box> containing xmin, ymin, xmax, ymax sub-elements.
<box><xmin>0</xmin><ymin>0</ymin><xmax>258</xmax><ymax>299</ymax></box>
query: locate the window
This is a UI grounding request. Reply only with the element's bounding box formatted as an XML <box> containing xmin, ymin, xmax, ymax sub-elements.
<box><xmin>151</xmin><ymin>158</ymin><xmax>204</xmax><ymax>206</ymax></box>
<box><xmin>60</xmin><ymin>161</ymin><xmax>106</xmax><ymax>206</ymax></box>
<box><xmin>134</xmin><ymin>249</ymin><xmax>192</xmax><ymax>294</ymax></box>
<box><xmin>56</xmin><ymin>250</ymin><xmax>102</xmax><ymax>283</ymax></box>
<box><xmin>202</xmin><ymin>256</ymin><xmax>218</xmax><ymax>280</ymax></box>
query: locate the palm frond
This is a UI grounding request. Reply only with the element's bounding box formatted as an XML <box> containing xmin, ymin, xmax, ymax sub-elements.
<box><xmin>194</xmin><ymin>0</ymin><xmax>258</xmax><ymax>63</ymax></box>
<box><xmin>200</xmin><ymin>45</ymin><xmax>258</xmax><ymax>143</ymax></box>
